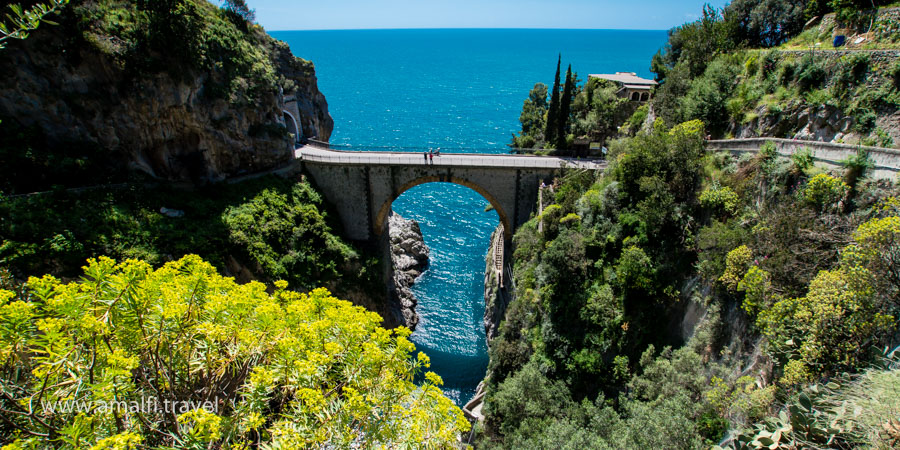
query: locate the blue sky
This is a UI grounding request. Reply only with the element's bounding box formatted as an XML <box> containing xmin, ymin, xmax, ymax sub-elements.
<box><xmin>248</xmin><ymin>0</ymin><xmax>730</xmax><ymax>31</ymax></box>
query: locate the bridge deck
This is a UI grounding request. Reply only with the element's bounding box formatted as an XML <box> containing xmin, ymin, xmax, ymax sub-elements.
<box><xmin>296</xmin><ymin>145</ymin><xmax>605</xmax><ymax>170</ymax></box>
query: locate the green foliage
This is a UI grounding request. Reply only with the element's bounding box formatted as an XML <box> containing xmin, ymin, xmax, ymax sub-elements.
<box><xmin>891</xmin><ymin>61</ymin><xmax>900</xmax><ymax>88</ymax></box>
<box><xmin>680</xmin><ymin>55</ymin><xmax>742</xmax><ymax>133</ymax></box>
<box><xmin>571</xmin><ymin>77</ymin><xmax>631</xmax><ymax>145</ymax></box>
<box><xmin>759</xmin><ymin>265</ymin><xmax>893</xmax><ymax>380</ymax></box>
<box><xmin>841</xmin><ymin>147</ymin><xmax>874</xmax><ymax>186</ymax></box>
<box><xmin>545</xmin><ymin>55</ymin><xmax>562</xmax><ymax>145</ymax></box>
<box><xmin>0</xmin><ymin>256</ymin><xmax>468</xmax><ymax>448</ymax></box>
<box><xmin>0</xmin><ymin>0</ymin><xmax>68</xmax><ymax>49</ymax></box>
<box><xmin>697</xmin><ymin>220</ymin><xmax>751</xmax><ymax>283</ymax></box>
<box><xmin>726</xmin><ymin>0</ymin><xmax>808</xmax><ymax>47</ymax></box>
<box><xmin>789</xmin><ymin>147</ymin><xmax>814</xmax><ymax>173</ymax></box>
<box><xmin>0</xmin><ymin>177</ymin><xmax>374</xmax><ymax>296</ymax></box>
<box><xmin>514</xmin><ymin>82</ymin><xmax>548</xmax><ymax>146</ymax></box>
<box><xmin>557</xmin><ymin>64</ymin><xmax>575</xmax><ymax>151</ymax></box>
<box><xmin>738</xmin><ymin>265</ymin><xmax>773</xmax><ymax>317</ymax></box>
<box><xmin>722</xmin><ymin>359</ymin><xmax>900</xmax><ymax>449</ymax></box>
<box><xmin>701</xmin><ymin>184</ymin><xmax>740</xmax><ymax>216</ymax></box>
<box><xmin>622</xmin><ymin>104</ymin><xmax>649</xmax><ymax>135</ymax></box>
<box><xmin>719</xmin><ymin>245</ymin><xmax>753</xmax><ymax>290</ymax></box>
<box><xmin>802</xmin><ymin>173</ymin><xmax>848</xmax><ymax>212</ymax></box>
<box><xmin>71</xmin><ymin>0</ymin><xmax>285</xmax><ymax>103</ymax></box>
<box><xmin>795</xmin><ymin>55</ymin><xmax>826</xmax><ymax>92</ymax></box>
<box><xmin>222</xmin><ymin>182</ymin><xmax>356</xmax><ymax>290</ymax></box>
<box><xmin>615</xmin><ymin>245</ymin><xmax>655</xmax><ymax>292</ymax></box>
<box><xmin>843</xmin><ymin>214</ymin><xmax>900</xmax><ymax>307</ymax></box>
<box><xmin>223</xmin><ymin>0</ymin><xmax>255</xmax><ymax>23</ymax></box>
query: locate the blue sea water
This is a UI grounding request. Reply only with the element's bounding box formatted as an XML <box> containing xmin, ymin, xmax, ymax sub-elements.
<box><xmin>272</xmin><ymin>29</ymin><xmax>668</xmax><ymax>405</ymax></box>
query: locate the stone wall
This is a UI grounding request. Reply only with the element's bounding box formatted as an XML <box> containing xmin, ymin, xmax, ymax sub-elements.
<box><xmin>706</xmin><ymin>138</ymin><xmax>900</xmax><ymax>180</ymax></box>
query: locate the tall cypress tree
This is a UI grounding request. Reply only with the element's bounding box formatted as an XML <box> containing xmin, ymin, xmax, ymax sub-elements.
<box><xmin>544</xmin><ymin>55</ymin><xmax>561</xmax><ymax>146</ymax></box>
<box><xmin>557</xmin><ymin>64</ymin><xmax>574</xmax><ymax>152</ymax></box>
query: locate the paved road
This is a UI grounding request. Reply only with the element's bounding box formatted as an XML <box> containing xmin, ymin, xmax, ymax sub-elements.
<box><xmin>295</xmin><ymin>145</ymin><xmax>606</xmax><ymax>170</ymax></box>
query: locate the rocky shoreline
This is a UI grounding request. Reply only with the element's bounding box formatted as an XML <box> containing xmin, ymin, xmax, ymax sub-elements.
<box><xmin>386</xmin><ymin>213</ymin><xmax>429</xmax><ymax>330</ymax></box>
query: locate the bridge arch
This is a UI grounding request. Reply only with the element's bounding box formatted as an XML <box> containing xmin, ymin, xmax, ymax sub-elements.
<box><xmin>373</xmin><ymin>175</ymin><xmax>512</xmax><ymax>239</ymax></box>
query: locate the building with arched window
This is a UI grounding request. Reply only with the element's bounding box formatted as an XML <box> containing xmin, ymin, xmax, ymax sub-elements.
<box><xmin>588</xmin><ymin>72</ymin><xmax>657</xmax><ymax>102</ymax></box>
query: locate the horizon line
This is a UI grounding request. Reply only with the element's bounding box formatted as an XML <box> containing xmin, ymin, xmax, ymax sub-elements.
<box><xmin>266</xmin><ymin>26</ymin><xmax>669</xmax><ymax>32</ymax></box>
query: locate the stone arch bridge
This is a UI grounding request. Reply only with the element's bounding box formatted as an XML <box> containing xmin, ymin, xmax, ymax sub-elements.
<box><xmin>296</xmin><ymin>142</ymin><xmax>606</xmax><ymax>242</ymax></box>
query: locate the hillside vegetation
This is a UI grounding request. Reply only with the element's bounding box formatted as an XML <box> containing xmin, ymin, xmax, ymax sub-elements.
<box><xmin>513</xmin><ymin>0</ymin><xmax>900</xmax><ymax>153</ymax></box>
<box><xmin>485</xmin><ymin>118</ymin><xmax>900</xmax><ymax>448</ymax></box>
<box><xmin>490</xmin><ymin>0</ymin><xmax>900</xmax><ymax>448</ymax></box>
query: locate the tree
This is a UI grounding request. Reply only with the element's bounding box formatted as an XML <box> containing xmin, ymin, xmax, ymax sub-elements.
<box><xmin>0</xmin><ymin>255</ymin><xmax>469</xmax><ymax>447</ymax></box>
<box><xmin>545</xmin><ymin>55</ymin><xmax>562</xmax><ymax>146</ymax></box>
<box><xmin>556</xmin><ymin>64</ymin><xmax>575</xmax><ymax>152</ymax></box>
<box><xmin>725</xmin><ymin>0</ymin><xmax>808</xmax><ymax>47</ymax></box>
<box><xmin>518</xmin><ymin>82</ymin><xmax>548</xmax><ymax>142</ymax></box>
<box><xmin>224</xmin><ymin>0</ymin><xmax>255</xmax><ymax>23</ymax></box>
<box><xmin>0</xmin><ymin>0</ymin><xmax>68</xmax><ymax>50</ymax></box>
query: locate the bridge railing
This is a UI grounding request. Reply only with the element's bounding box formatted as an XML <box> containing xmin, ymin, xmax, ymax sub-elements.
<box><xmin>305</xmin><ymin>139</ymin><xmax>605</xmax><ymax>161</ymax></box>
<box><xmin>300</xmin><ymin>140</ymin><xmax>606</xmax><ymax>169</ymax></box>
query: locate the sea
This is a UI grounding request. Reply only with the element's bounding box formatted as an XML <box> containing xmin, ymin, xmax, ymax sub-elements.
<box><xmin>271</xmin><ymin>29</ymin><xmax>668</xmax><ymax>405</ymax></box>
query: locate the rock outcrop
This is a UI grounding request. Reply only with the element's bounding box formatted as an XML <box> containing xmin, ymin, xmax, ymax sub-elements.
<box><xmin>0</xmin><ymin>3</ymin><xmax>332</xmax><ymax>187</ymax></box>
<box><xmin>386</xmin><ymin>213</ymin><xmax>429</xmax><ymax>330</ymax></box>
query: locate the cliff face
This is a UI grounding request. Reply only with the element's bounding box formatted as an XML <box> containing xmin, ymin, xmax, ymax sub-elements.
<box><xmin>0</xmin><ymin>2</ymin><xmax>332</xmax><ymax>187</ymax></box>
<box><xmin>386</xmin><ymin>213</ymin><xmax>429</xmax><ymax>330</ymax></box>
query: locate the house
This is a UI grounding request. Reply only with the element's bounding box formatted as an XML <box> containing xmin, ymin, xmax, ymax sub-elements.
<box><xmin>588</xmin><ymin>72</ymin><xmax>657</xmax><ymax>102</ymax></box>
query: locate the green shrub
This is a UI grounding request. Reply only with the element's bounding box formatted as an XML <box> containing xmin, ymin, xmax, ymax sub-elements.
<box><xmin>777</xmin><ymin>61</ymin><xmax>796</xmax><ymax>86</ymax></box>
<box><xmin>853</xmin><ymin>108</ymin><xmax>878</xmax><ymax>134</ymax></box>
<box><xmin>0</xmin><ymin>257</ymin><xmax>468</xmax><ymax>448</ymax></box>
<box><xmin>796</xmin><ymin>56</ymin><xmax>826</xmax><ymax>92</ymax></box>
<box><xmin>222</xmin><ymin>182</ymin><xmax>356</xmax><ymax>290</ymax></box>
<box><xmin>803</xmin><ymin>173</ymin><xmax>848</xmax><ymax>211</ymax></box>
<box><xmin>758</xmin><ymin>268</ymin><xmax>893</xmax><ymax>380</ymax></box>
<box><xmin>842</xmin><ymin>147</ymin><xmax>874</xmax><ymax>186</ymax></box>
<box><xmin>873</xmin><ymin>128</ymin><xmax>894</xmax><ymax>148</ymax></box>
<box><xmin>700</xmin><ymin>184</ymin><xmax>740</xmax><ymax>215</ymax></box>
<box><xmin>624</xmin><ymin>104</ymin><xmax>649</xmax><ymax>133</ymax></box>
<box><xmin>790</xmin><ymin>146</ymin><xmax>815</xmax><ymax>173</ymax></box>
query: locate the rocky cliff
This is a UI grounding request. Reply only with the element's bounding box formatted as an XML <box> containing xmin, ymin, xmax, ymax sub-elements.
<box><xmin>386</xmin><ymin>213</ymin><xmax>429</xmax><ymax>329</ymax></box>
<box><xmin>0</xmin><ymin>1</ymin><xmax>332</xmax><ymax>191</ymax></box>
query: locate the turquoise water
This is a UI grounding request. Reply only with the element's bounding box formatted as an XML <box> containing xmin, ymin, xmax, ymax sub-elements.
<box><xmin>273</xmin><ymin>29</ymin><xmax>668</xmax><ymax>404</ymax></box>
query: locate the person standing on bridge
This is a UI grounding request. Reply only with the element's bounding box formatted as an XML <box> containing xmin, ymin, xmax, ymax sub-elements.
<box><xmin>424</xmin><ymin>151</ymin><xmax>428</xmax><ymax>163</ymax></box>
<box><xmin>429</xmin><ymin>151</ymin><xmax>434</xmax><ymax>164</ymax></box>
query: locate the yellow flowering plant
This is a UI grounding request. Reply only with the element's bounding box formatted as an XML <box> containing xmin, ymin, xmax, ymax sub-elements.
<box><xmin>0</xmin><ymin>255</ymin><xmax>469</xmax><ymax>448</ymax></box>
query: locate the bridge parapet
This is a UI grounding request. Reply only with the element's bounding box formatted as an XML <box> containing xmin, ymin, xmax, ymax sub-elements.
<box><xmin>299</xmin><ymin>141</ymin><xmax>605</xmax><ymax>170</ymax></box>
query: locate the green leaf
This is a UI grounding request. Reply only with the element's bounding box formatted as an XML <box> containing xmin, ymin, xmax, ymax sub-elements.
<box><xmin>798</xmin><ymin>393</ymin><xmax>812</xmax><ymax>410</ymax></box>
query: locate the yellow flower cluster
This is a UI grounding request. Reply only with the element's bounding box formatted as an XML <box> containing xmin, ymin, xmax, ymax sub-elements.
<box><xmin>0</xmin><ymin>255</ymin><xmax>470</xmax><ymax>448</ymax></box>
